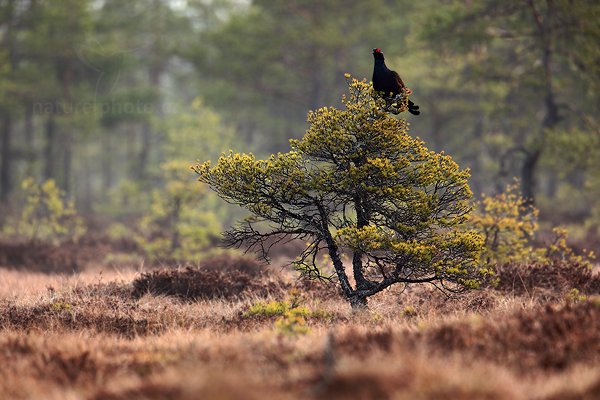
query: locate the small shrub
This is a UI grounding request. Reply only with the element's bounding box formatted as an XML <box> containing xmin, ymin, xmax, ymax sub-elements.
<box><xmin>469</xmin><ymin>184</ymin><xmax>543</xmax><ymax>265</ymax></box>
<box><xmin>132</xmin><ymin>267</ymin><xmax>254</xmax><ymax>300</ymax></box>
<box><xmin>402</xmin><ymin>306</ymin><xmax>418</xmax><ymax>318</ymax></box>
<box><xmin>244</xmin><ymin>300</ymin><xmax>310</xmax><ymax>319</ymax></box>
<box><xmin>1</xmin><ymin>178</ymin><xmax>86</xmax><ymax>244</ymax></box>
<box><xmin>275</xmin><ymin>308</ymin><xmax>310</xmax><ymax>336</ymax></box>
<box><xmin>546</xmin><ymin>227</ymin><xmax>595</xmax><ymax>269</ymax></box>
<box><xmin>131</xmin><ymin>260</ymin><xmax>286</xmax><ymax>301</ymax></box>
<box><xmin>50</xmin><ymin>302</ymin><xmax>73</xmax><ymax>312</ymax></box>
<box><xmin>135</xmin><ymin>160</ymin><xmax>221</xmax><ymax>262</ymax></box>
<box><xmin>245</xmin><ymin>300</ymin><xmax>293</xmax><ymax>318</ymax></box>
<box><xmin>471</xmin><ymin>185</ymin><xmax>596</xmax><ymax>294</ymax></box>
<box><xmin>106</xmin><ymin>222</ymin><xmax>132</xmax><ymax>242</ymax></box>
<box><xmin>244</xmin><ymin>295</ymin><xmax>314</xmax><ymax>336</ymax></box>
<box><xmin>94</xmin><ymin>179</ymin><xmax>152</xmax><ymax>218</ymax></box>
<box><xmin>565</xmin><ymin>288</ymin><xmax>587</xmax><ymax>304</ymax></box>
<box><xmin>243</xmin><ymin>290</ymin><xmax>334</xmax><ymax>336</ymax></box>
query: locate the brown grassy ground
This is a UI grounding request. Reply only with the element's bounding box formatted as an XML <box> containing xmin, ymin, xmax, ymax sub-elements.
<box><xmin>1</xmin><ymin>251</ymin><xmax>599</xmax><ymax>400</ymax></box>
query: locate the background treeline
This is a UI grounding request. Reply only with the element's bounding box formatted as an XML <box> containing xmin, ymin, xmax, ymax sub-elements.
<box><xmin>0</xmin><ymin>0</ymin><xmax>598</xmax><ymax>243</ymax></box>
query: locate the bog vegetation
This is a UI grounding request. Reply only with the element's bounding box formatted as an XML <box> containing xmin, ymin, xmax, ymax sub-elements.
<box><xmin>0</xmin><ymin>1</ymin><xmax>599</xmax><ymax>399</ymax></box>
<box><xmin>1</xmin><ymin>74</ymin><xmax>597</xmax><ymax>397</ymax></box>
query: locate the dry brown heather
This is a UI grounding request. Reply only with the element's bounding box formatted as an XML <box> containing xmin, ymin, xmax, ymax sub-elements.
<box><xmin>1</xmin><ymin>249</ymin><xmax>600</xmax><ymax>400</ymax></box>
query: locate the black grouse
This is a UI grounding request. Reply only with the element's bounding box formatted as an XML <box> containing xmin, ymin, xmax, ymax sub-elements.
<box><xmin>372</xmin><ymin>48</ymin><xmax>420</xmax><ymax>115</ymax></box>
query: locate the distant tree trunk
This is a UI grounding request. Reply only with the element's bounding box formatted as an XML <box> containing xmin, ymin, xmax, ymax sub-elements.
<box><xmin>78</xmin><ymin>141</ymin><xmax>93</xmax><ymax>213</ymax></box>
<box><xmin>102</xmin><ymin>132</ymin><xmax>114</xmax><ymax>190</ymax></box>
<box><xmin>59</xmin><ymin>60</ymin><xmax>74</xmax><ymax>194</ymax></box>
<box><xmin>170</xmin><ymin>196</ymin><xmax>182</xmax><ymax>252</ymax></box>
<box><xmin>0</xmin><ymin>112</ymin><xmax>12</xmax><ymax>202</ymax></box>
<box><xmin>137</xmin><ymin>62</ymin><xmax>162</xmax><ymax>181</ymax></box>
<box><xmin>62</xmin><ymin>132</ymin><xmax>72</xmax><ymax>195</ymax></box>
<box><xmin>1</xmin><ymin>0</ymin><xmax>16</xmax><ymax>201</ymax></box>
<box><xmin>137</xmin><ymin>122</ymin><xmax>152</xmax><ymax>181</ymax></box>
<box><xmin>469</xmin><ymin>117</ymin><xmax>485</xmax><ymax>196</ymax></box>
<box><xmin>521</xmin><ymin>0</ymin><xmax>560</xmax><ymax>207</ymax></box>
<box><xmin>520</xmin><ymin>85</ymin><xmax>559</xmax><ymax>207</ymax></box>
<box><xmin>24</xmin><ymin>104</ymin><xmax>35</xmax><ymax>176</ymax></box>
<box><xmin>44</xmin><ymin>116</ymin><xmax>56</xmax><ymax>181</ymax></box>
<box><xmin>521</xmin><ymin>148</ymin><xmax>541</xmax><ymax>207</ymax></box>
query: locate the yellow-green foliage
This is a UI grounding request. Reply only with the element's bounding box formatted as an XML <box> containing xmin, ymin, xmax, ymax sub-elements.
<box><xmin>2</xmin><ymin>178</ymin><xmax>86</xmax><ymax>244</ymax></box>
<box><xmin>244</xmin><ymin>294</ymin><xmax>313</xmax><ymax>337</ymax></box>
<box><xmin>106</xmin><ymin>222</ymin><xmax>131</xmax><ymax>241</ymax></box>
<box><xmin>469</xmin><ymin>184</ymin><xmax>543</xmax><ymax>264</ymax></box>
<box><xmin>164</xmin><ymin>98</ymin><xmax>235</xmax><ymax>162</ymax></box>
<box><xmin>274</xmin><ymin>308</ymin><xmax>310</xmax><ymax>336</ymax></box>
<box><xmin>135</xmin><ymin>160</ymin><xmax>221</xmax><ymax>262</ymax></box>
<box><xmin>565</xmin><ymin>288</ymin><xmax>587</xmax><ymax>304</ymax></box>
<box><xmin>50</xmin><ymin>302</ymin><xmax>73</xmax><ymax>312</ymax></box>
<box><xmin>402</xmin><ymin>306</ymin><xmax>419</xmax><ymax>318</ymax></box>
<box><xmin>195</xmin><ymin>77</ymin><xmax>489</xmax><ymax>304</ymax></box>
<box><xmin>132</xmin><ymin>97</ymin><xmax>239</xmax><ymax>262</ymax></box>
<box><xmin>95</xmin><ymin>98</ymin><xmax>239</xmax><ymax>224</ymax></box>
<box><xmin>546</xmin><ymin>227</ymin><xmax>595</xmax><ymax>268</ymax></box>
<box><xmin>244</xmin><ymin>300</ymin><xmax>310</xmax><ymax>318</ymax></box>
<box><xmin>95</xmin><ymin>179</ymin><xmax>152</xmax><ymax>218</ymax></box>
<box><xmin>470</xmin><ymin>185</ymin><xmax>595</xmax><ymax>267</ymax></box>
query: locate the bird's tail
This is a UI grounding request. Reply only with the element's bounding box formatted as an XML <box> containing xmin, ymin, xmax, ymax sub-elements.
<box><xmin>408</xmin><ymin>99</ymin><xmax>420</xmax><ymax>116</ymax></box>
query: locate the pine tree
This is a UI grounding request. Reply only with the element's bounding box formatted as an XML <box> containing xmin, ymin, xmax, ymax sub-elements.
<box><xmin>194</xmin><ymin>77</ymin><xmax>489</xmax><ymax>308</ymax></box>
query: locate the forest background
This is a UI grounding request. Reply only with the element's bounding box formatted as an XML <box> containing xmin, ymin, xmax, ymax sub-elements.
<box><xmin>0</xmin><ymin>0</ymin><xmax>598</xmax><ymax>256</ymax></box>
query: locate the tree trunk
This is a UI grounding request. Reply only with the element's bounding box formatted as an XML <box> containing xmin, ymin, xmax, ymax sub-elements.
<box><xmin>59</xmin><ymin>57</ymin><xmax>74</xmax><ymax>194</ymax></box>
<box><xmin>44</xmin><ymin>116</ymin><xmax>56</xmax><ymax>181</ymax></box>
<box><xmin>102</xmin><ymin>132</ymin><xmax>114</xmax><ymax>190</ymax></box>
<box><xmin>521</xmin><ymin>92</ymin><xmax>560</xmax><ymax>207</ymax></box>
<box><xmin>0</xmin><ymin>112</ymin><xmax>12</xmax><ymax>202</ymax></box>
<box><xmin>521</xmin><ymin>148</ymin><xmax>541</xmax><ymax>207</ymax></box>
<box><xmin>352</xmin><ymin>194</ymin><xmax>375</xmax><ymax>291</ymax></box>
<box><xmin>349</xmin><ymin>295</ymin><xmax>368</xmax><ymax>310</ymax></box>
<box><xmin>137</xmin><ymin>122</ymin><xmax>151</xmax><ymax>181</ymax></box>
<box><xmin>80</xmin><ymin>144</ymin><xmax>93</xmax><ymax>213</ymax></box>
<box><xmin>521</xmin><ymin>0</ymin><xmax>560</xmax><ymax>207</ymax></box>
<box><xmin>1</xmin><ymin>0</ymin><xmax>16</xmax><ymax>201</ymax></box>
<box><xmin>170</xmin><ymin>196</ymin><xmax>182</xmax><ymax>253</ymax></box>
<box><xmin>316</xmin><ymin>202</ymin><xmax>354</xmax><ymax>300</ymax></box>
<box><xmin>24</xmin><ymin>105</ymin><xmax>35</xmax><ymax>176</ymax></box>
<box><xmin>62</xmin><ymin>132</ymin><xmax>72</xmax><ymax>195</ymax></box>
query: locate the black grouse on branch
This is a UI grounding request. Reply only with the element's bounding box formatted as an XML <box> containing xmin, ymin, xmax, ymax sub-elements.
<box><xmin>372</xmin><ymin>48</ymin><xmax>420</xmax><ymax>115</ymax></box>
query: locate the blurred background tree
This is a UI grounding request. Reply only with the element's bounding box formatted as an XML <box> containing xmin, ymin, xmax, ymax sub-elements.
<box><xmin>0</xmin><ymin>0</ymin><xmax>598</xmax><ymax>251</ymax></box>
